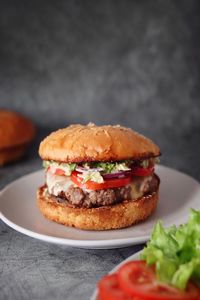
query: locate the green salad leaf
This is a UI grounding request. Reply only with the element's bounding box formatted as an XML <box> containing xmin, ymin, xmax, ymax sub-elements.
<box><xmin>141</xmin><ymin>209</ymin><xmax>200</xmax><ymax>290</ymax></box>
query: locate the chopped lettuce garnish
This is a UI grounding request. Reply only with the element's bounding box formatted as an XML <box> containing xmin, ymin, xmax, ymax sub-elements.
<box><xmin>141</xmin><ymin>209</ymin><xmax>200</xmax><ymax>290</ymax></box>
<box><xmin>43</xmin><ymin>160</ymin><xmax>51</xmax><ymax>168</ymax></box>
<box><xmin>43</xmin><ymin>157</ymin><xmax>159</xmax><ymax>183</ymax></box>
<box><xmin>79</xmin><ymin>162</ymin><xmax>131</xmax><ymax>183</ymax></box>
<box><xmin>140</xmin><ymin>157</ymin><xmax>160</xmax><ymax>168</ymax></box>
<box><xmin>43</xmin><ymin>160</ymin><xmax>76</xmax><ymax>176</ymax></box>
<box><xmin>90</xmin><ymin>161</ymin><xmax>131</xmax><ymax>173</ymax></box>
<box><xmin>78</xmin><ymin>171</ymin><xmax>104</xmax><ymax>184</ymax></box>
<box><xmin>65</xmin><ymin>163</ymin><xmax>77</xmax><ymax>172</ymax></box>
<box><xmin>140</xmin><ymin>159</ymin><xmax>150</xmax><ymax>168</ymax></box>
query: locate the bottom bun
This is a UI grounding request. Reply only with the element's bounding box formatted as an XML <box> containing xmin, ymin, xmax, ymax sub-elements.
<box><xmin>37</xmin><ymin>185</ymin><xmax>159</xmax><ymax>230</ymax></box>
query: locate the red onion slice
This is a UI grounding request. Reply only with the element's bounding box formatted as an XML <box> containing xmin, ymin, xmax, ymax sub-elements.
<box><xmin>75</xmin><ymin>166</ymin><xmax>85</xmax><ymax>172</ymax></box>
<box><xmin>75</xmin><ymin>166</ymin><xmax>104</xmax><ymax>173</ymax></box>
<box><xmin>102</xmin><ymin>171</ymin><xmax>131</xmax><ymax>179</ymax></box>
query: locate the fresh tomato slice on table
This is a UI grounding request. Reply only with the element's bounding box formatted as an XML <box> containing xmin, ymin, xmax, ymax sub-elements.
<box><xmin>98</xmin><ymin>273</ymin><xmax>132</xmax><ymax>300</ymax></box>
<box><xmin>118</xmin><ymin>261</ymin><xmax>200</xmax><ymax>300</ymax></box>
<box><xmin>71</xmin><ymin>171</ymin><xmax>132</xmax><ymax>190</ymax></box>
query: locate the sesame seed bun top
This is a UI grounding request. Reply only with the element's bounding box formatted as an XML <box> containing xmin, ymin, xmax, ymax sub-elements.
<box><xmin>39</xmin><ymin>123</ymin><xmax>160</xmax><ymax>163</ymax></box>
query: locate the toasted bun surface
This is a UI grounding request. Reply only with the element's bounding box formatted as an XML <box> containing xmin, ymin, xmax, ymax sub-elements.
<box><xmin>39</xmin><ymin>123</ymin><xmax>160</xmax><ymax>162</ymax></box>
<box><xmin>0</xmin><ymin>109</ymin><xmax>35</xmax><ymax>149</ymax></box>
<box><xmin>37</xmin><ymin>186</ymin><xmax>159</xmax><ymax>230</ymax></box>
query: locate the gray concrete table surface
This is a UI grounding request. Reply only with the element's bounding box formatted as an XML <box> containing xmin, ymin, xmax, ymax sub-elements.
<box><xmin>0</xmin><ymin>1</ymin><xmax>200</xmax><ymax>300</ymax></box>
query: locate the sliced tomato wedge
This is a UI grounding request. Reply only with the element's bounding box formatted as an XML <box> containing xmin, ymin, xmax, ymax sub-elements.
<box><xmin>71</xmin><ymin>171</ymin><xmax>132</xmax><ymax>190</ymax></box>
<box><xmin>118</xmin><ymin>261</ymin><xmax>200</xmax><ymax>300</ymax></box>
<box><xmin>98</xmin><ymin>273</ymin><xmax>132</xmax><ymax>300</ymax></box>
<box><xmin>131</xmin><ymin>167</ymin><xmax>154</xmax><ymax>177</ymax></box>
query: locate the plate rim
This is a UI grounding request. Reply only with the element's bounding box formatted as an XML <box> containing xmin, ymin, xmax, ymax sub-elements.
<box><xmin>0</xmin><ymin>212</ymin><xmax>149</xmax><ymax>247</ymax></box>
<box><xmin>0</xmin><ymin>165</ymin><xmax>199</xmax><ymax>248</ymax></box>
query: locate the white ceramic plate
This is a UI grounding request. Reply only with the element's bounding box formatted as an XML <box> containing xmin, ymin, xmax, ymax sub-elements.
<box><xmin>0</xmin><ymin>165</ymin><xmax>199</xmax><ymax>249</ymax></box>
<box><xmin>91</xmin><ymin>251</ymin><xmax>141</xmax><ymax>300</ymax></box>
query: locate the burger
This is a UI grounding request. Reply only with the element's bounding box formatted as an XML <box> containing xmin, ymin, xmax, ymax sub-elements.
<box><xmin>37</xmin><ymin>123</ymin><xmax>160</xmax><ymax>230</ymax></box>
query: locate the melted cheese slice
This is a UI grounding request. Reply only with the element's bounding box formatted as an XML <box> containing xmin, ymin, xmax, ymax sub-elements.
<box><xmin>46</xmin><ymin>171</ymin><xmax>72</xmax><ymax>196</ymax></box>
<box><xmin>129</xmin><ymin>176</ymin><xmax>152</xmax><ymax>199</ymax></box>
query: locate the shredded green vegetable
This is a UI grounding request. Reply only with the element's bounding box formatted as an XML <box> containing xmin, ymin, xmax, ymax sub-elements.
<box><xmin>43</xmin><ymin>157</ymin><xmax>159</xmax><ymax>183</ymax></box>
<box><xmin>141</xmin><ymin>209</ymin><xmax>200</xmax><ymax>290</ymax></box>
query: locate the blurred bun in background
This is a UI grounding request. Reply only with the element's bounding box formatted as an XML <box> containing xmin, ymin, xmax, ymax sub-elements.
<box><xmin>0</xmin><ymin>109</ymin><xmax>35</xmax><ymax>165</ymax></box>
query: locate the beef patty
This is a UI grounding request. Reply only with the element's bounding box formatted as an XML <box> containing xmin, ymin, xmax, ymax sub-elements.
<box><xmin>47</xmin><ymin>174</ymin><xmax>159</xmax><ymax>208</ymax></box>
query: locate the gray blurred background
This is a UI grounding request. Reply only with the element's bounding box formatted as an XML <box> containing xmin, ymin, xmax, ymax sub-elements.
<box><xmin>0</xmin><ymin>0</ymin><xmax>200</xmax><ymax>181</ymax></box>
<box><xmin>0</xmin><ymin>2</ymin><xmax>200</xmax><ymax>300</ymax></box>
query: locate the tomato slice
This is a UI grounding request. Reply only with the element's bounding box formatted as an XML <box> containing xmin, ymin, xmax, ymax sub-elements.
<box><xmin>131</xmin><ymin>167</ymin><xmax>154</xmax><ymax>177</ymax></box>
<box><xmin>71</xmin><ymin>171</ymin><xmax>132</xmax><ymax>190</ymax></box>
<box><xmin>118</xmin><ymin>261</ymin><xmax>200</xmax><ymax>300</ymax></box>
<box><xmin>54</xmin><ymin>168</ymin><xmax>65</xmax><ymax>176</ymax></box>
<box><xmin>98</xmin><ymin>273</ymin><xmax>132</xmax><ymax>300</ymax></box>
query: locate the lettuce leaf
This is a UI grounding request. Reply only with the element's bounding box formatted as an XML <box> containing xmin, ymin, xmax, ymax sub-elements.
<box><xmin>141</xmin><ymin>209</ymin><xmax>200</xmax><ymax>290</ymax></box>
<box><xmin>93</xmin><ymin>161</ymin><xmax>131</xmax><ymax>173</ymax></box>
